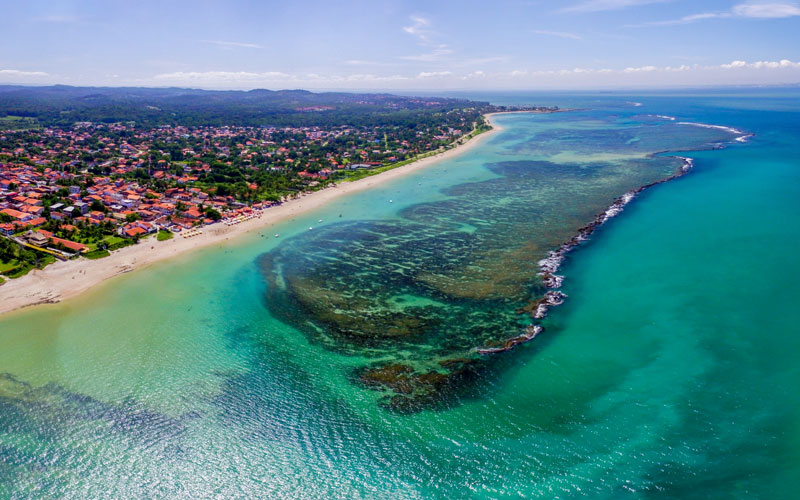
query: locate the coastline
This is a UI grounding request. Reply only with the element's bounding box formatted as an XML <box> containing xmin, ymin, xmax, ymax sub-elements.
<box><xmin>0</xmin><ymin>114</ymin><xmax>507</xmax><ymax>317</ymax></box>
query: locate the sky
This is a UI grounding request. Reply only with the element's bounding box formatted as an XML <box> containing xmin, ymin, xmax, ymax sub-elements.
<box><xmin>1</xmin><ymin>0</ymin><xmax>800</xmax><ymax>90</ymax></box>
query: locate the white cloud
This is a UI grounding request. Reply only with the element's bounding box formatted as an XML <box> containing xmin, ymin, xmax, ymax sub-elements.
<box><xmin>531</xmin><ymin>29</ymin><xmax>583</xmax><ymax>40</ymax></box>
<box><xmin>633</xmin><ymin>2</ymin><xmax>800</xmax><ymax>25</ymax></box>
<box><xmin>417</xmin><ymin>71</ymin><xmax>452</xmax><ymax>78</ymax></box>
<box><xmin>722</xmin><ymin>60</ymin><xmax>748</xmax><ymax>68</ymax></box>
<box><xmin>721</xmin><ymin>59</ymin><xmax>800</xmax><ymax>68</ymax></box>
<box><xmin>560</xmin><ymin>0</ymin><xmax>671</xmax><ymax>13</ymax></box>
<box><xmin>0</xmin><ymin>69</ymin><xmax>50</xmax><ymax>77</ymax></box>
<box><xmin>460</xmin><ymin>70</ymin><xmax>486</xmax><ymax>80</ymax></box>
<box><xmin>402</xmin><ymin>15</ymin><xmax>434</xmax><ymax>43</ymax></box>
<box><xmin>153</xmin><ymin>71</ymin><xmax>291</xmax><ymax>83</ymax></box>
<box><xmin>343</xmin><ymin>74</ymin><xmax>411</xmax><ymax>82</ymax></box>
<box><xmin>733</xmin><ymin>2</ymin><xmax>800</xmax><ymax>17</ymax></box>
<box><xmin>400</xmin><ymin>14</ymin><xmax>455</xmax><ymax>63</ymax></box>
<box><xmin>147</xmin><ymin>70</ymin><xmax>419</xmax><ymax>88</ymax></box>
<box><xmin>623</xmin><ymin>65</ymin><xmax>658</xmax><ymax>72</ymax></box>
<box><xmin>203</xmin><ymin>40</ymin><xmax>263</xmax><ymax>49</ymax></box>
<box><xmin>136</xmin><ymin>59</ymin><xmax>800</xmax><ymax>90</ymax></box>
<box><xmin>0</xmin><ymin>69</ymin><xmax>51</xmax><ymax>83</ymax></box>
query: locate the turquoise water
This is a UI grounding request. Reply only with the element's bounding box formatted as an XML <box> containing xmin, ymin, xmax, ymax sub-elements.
<box><xmin>1</xmin><ymin>91</ymin><xmax>799</xmax><ymax>498</ymax></box>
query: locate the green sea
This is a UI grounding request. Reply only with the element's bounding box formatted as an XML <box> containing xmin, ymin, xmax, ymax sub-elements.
<box><xmin>2</xmin><ymin>89</ymin><xmax>799</xmax><ymax>498</ymax></box>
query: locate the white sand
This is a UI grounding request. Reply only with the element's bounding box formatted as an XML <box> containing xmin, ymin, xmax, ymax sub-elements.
<box><xmin>0</xmin><ymin>115</ymin><xmax>507</xmax><ymax>316</ymax></box>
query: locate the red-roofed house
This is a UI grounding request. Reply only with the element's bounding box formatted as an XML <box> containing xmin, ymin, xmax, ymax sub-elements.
<box><xmin>37</xmin><ymin>230</ymin><xmax>89</xmax><ymax>254</ymax></box>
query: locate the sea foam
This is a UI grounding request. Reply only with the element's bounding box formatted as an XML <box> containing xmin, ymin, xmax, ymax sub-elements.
<box><xmin>678</xmin><ymin>121</ymin><xmax>753</xmax><ymax>143</ymax></box>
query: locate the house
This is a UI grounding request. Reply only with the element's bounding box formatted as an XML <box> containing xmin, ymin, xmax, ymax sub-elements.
<box><xmin>123</xmin><ymin>226</ymin><xmax>147</xmax><ymax>237</ymax></box>
<box><xmin>23</xmin><ymin>230</ymin><xmax>49</xmax><ymax>247</ymax></box>
<box><xmin>74</xmin><ymin>201</ymin><xmax>89</xmax><ymax>214</ymax></box>
<box><xmin>26</xmin><ymin>217</ymin><xmax>46</xmax><ymax>227</ymax></box>
<box><xmin>118</xmin><ymin>221</ymin><xmax>155</xmax><ymax>237</ymax></box>
<box><xmin>38</xmin><ymin>230</ymin><xmax>89</xmax><ymax>254</ymax></box>
<box><xmin>184</xmin><ymin>207</ymin><xmax>203</xmax><ymax>219</ymax></box>
<box><xmin>1</xmin><ymin>208</ymin><xmax>32</xmax><ymax>222</ymax></box>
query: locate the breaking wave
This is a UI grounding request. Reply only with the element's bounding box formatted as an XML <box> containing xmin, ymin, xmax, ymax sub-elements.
<box><xmin>678</xmin><ymin>121</ymin><xmax>753</xmax><ymax>143</ymax></box>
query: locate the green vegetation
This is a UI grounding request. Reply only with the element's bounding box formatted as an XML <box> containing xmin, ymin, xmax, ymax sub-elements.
<box><xmin>107</xmin><ymin>238</ymin><xmax>134</xmax><ymax>251</ymax></box>
<box><xmin>0</xmin><ymin>260</ymin><xmax>19</xmax><ymax>274</ymax></box>
<box><xmin>204</xmin><ymin>207</ymin><xmax>221</xmax><ymax>221</ymax></box>
<box><xmin>0</xmin><ymin>237</ymin><xmax>55</xmax><ymax>279</ymax></box>
<box><xmin>157</xmin><ymin>230</ymin><xmax>173</xmax><ymax>241</ymax></box>
<box><xmin>341</xmin><ymin>123</ymin><xmax>490</xmax><ymax>182</ymax></box>
<box><xmin>84</xmin><ymin>249</ymin><xmax>110</xmax><ymax>259</ymax></box>
<box><xmin>0</xmin><ymin>86</ymin><xmax>494</xmax><ymax>128</ymax></box>
<box><xmin>0</xmin><ymin>115</ymin><xmax>39</xmax><ymax>130</ymax></box>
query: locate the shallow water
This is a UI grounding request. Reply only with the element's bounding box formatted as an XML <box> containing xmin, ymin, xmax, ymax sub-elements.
<box><xmin>1</xmin><ymin>91</ymin><xmax>799</xmax><ymax>498</ymax></box>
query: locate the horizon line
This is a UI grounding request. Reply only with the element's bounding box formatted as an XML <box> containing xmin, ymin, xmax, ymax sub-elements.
<box><xmin>2</xmin><ymin>81</ymin><xmax>800</xmax><ymax>94</ymax></box>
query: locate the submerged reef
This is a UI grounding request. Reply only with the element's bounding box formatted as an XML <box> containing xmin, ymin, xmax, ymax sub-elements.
<box><xmin>259</xmin><ymin>115</ymin><xmax>742</xmax><ymax>412</ymax></box>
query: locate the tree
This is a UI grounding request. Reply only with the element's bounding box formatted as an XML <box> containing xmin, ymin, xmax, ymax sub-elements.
<box><xmin>204</xmin><ymin>207</ymin><xmax>221</xmax><ymax>221</ymax></box>
<box><xmin>89</xmin><ymin>200</ymin><xmax>107</xmax><ymax>213</ymax></box>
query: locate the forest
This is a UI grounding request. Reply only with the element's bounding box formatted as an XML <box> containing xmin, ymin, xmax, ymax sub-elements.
<box><xmin>0</xmin><ymin>85</ymin><xmax>493</xmax><ymax>127</ymax></box>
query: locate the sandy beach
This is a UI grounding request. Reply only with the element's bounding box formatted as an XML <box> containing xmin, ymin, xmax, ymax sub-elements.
<box><xmin>0</xmin><ymin>114</ymin><xmax>507</xmax><ymax>316</ymax></box>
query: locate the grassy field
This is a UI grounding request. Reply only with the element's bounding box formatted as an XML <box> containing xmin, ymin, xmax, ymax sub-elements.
<box><xmin>0</xmin><ymin>115</ymin><xmax>40</xmax><ymax>130</ymax></box>
<box><xmin>0</xmin><ymin>254</ymin><xmax>56</xmax><ymax>279</ymax></box>
<box><xmin>157</xmin><ymin>230</ymin><xmax>173</xmax><ymax>241</ymax></box>
<box><xmin>84</xmin><ymin>249</ymin><xmax>110</xmax><ymax>260</ymax></box>
<box><xmin>83</xmin><ymin>235</ymin><xmax>127</xmax><ymax>252</ymax></box>
<box><xmin>0</xmin><ymin>260</ymin><xmax>21</xmax><ymax>274</ymax></box>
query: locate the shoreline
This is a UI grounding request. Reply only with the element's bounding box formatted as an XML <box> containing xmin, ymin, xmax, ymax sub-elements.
<box><xmin>0</xmin><ymin>113</ymin><xmax>508</xmax><ymax>317</ymax></box>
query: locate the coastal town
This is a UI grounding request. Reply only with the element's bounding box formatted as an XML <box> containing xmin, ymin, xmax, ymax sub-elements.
<box><xmin>0</xmin><ymin>110</ymin><xmax>489</xmax><ymax>280</ymax></box>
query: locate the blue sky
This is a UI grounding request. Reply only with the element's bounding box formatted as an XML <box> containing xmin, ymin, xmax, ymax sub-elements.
<box><xmin>1</xmin><ymin>0</ymin><xmax>799</xmax><ymax>90</ymax></box>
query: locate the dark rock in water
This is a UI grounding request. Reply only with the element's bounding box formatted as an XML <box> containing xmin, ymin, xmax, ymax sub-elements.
<box><xmin>516</xmin><ymin>290</ymin><xmax>567</xmax><ymax>318</ymax></box>
<box><xmin>359</xmin><ymin>363</ymin><xmax>416</xmax><ymax>394</ymax></box>
<box><xmin>438</xmin><ymin>357</ymin><xmax>474</xmax><ymax>370</ymax></box>
<box><xmin>476</xmin><ymin>325</ymin><xmax>543</xmax><ymax>355</ymax></box>
<box><xmin>356</xmin><ymin>357</ymin><xmax>483</xmax><ymax>413</ymax></box>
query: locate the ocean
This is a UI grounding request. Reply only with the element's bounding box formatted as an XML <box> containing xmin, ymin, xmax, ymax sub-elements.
<box><xmin>1</xmin><ymin>89</ymin><xmax>799</xmax><ymax>498</ymax></box>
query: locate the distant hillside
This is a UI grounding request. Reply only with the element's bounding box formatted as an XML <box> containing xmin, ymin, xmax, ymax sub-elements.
<box><xmin>0</xmin><ymin>85</ymin><xmax>490</xmax><ymax>128</ymax></box>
